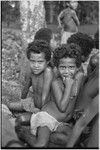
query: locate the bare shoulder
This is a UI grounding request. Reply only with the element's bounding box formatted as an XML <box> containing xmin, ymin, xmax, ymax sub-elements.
<box><xmin>75</xmin><ymin>71</ymin><xmax>84</xmax><ymax>79</ymax></box>
<box><xmin>44</xmin><ymin>67</ymin><xmax>53</xmax><ymax>77</ymax></box>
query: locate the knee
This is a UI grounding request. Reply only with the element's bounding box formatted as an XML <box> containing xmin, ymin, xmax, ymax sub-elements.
<box><xmin>15</xmin><ymin>115</ymin><xmax>29</xmax><ymax>126</ymax></box>
<box><xmin>34</xmin><ymin>141</ymin><xmax>47</xmax><ymax>148</ymax></box>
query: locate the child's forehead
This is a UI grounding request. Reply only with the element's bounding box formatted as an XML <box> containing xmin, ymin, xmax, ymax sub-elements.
<box><xmin>30</xmin><ymin>52</ymin><xmax>45</xmax><ymax>59</ymax></box>
<box><xmin>59</xmin><ymin>57</ymin><xmax>76</xmax><ymax>64</ymax></box>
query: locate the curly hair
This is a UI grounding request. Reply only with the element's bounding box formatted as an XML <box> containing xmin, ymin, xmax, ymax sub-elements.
<box><xmin>67</xmin><ymin>32</ymin><xmax>94</xmax><ymax>59</ymax></box>
<box><xmin>26</xmin><ymin>40</ymin><xmax>51</xmax><ymax>61</ymax></box>
<box><xmin>34</xmin><ymin>28</ymin><xmax>52</xmax><ymax>44</ymax></box>
<box><xmin>53</xmin><ymin>43</ymin><xmax>82</xmax><ymax>68</ymax></box>
<box><xmin>94</xmin><ymin>30</ymin><xmax>99</xmax><ymax>49</ymax></box>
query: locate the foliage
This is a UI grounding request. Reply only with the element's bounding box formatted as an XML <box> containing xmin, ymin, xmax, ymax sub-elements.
<box><xmin>2</xmin><ymin>1</ymin><xmax>99</xmax><ymax>28</ymax></box>
<box><xmin>2</xmin><ymin>28</ymin><xmax>28</xmax><ymax>102</ymax></box>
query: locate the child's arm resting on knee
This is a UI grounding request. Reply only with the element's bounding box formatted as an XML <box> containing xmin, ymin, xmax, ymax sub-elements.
<box><xmin>66</xmin><ymin>95</ymin><xmax>99</xmax><ymax>147</ymax></box>
<box><xmin>42</xmin><ymin>68</ymin><xmax>53</xmax><ymax>106</ymax></box>
<box><xmin>52</xmin><ymin>78</ymin><xmax>74</xmax><ymax>113</ymax></box>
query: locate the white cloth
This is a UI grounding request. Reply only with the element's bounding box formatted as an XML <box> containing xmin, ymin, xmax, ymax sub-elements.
<box><xmin>61</xmin><ymin>31</ymin><xmax>75</xmax><ymax>44</ymax></box>
<box><xmin>30</xmin><ymin>111</ymin><xmax>63</xmax><ymax>135</ymax></box>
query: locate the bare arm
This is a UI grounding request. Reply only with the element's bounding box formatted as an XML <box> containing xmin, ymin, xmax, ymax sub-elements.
<box><xmin>73</xmin><ymin>72</ymin><xmax>84</xmax><ymax>96</ymax></box>
<box><xmin>52</xmin><ymin>78</ymin><xmax>74</xmax><ymax>112</ymax></box>
<box><xmin>58</xmin><ymin>10</ymin><xmax>65</xmax><ymax>27</ymax></box>
<box><xmin>72</xmin><ymin>10</ymin><xmax>80</xmax><ymax>26</ymax></box>
<box><xmin>66</xmin><ymin>95</ymin><xmax>99</xmax><ymax>147</ymax></box>
<box><xmin>42</xmin><ymin>68</ymin><xmax>53</xmax><ymax>106</ymax></box>
<box><xmin>63</xmin><ymin>72</ymin><xmax>84</xmax><ymax>121</ymax></box>
<box><xmin>21</xmin><ymin>72</ymin><xmax>32</xmax><ymax>99</ymax></box>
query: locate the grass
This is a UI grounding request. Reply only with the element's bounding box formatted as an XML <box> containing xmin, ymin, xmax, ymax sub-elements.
<box><xmin>47</xmin><ymin>24</ymin><xmax>98</xmax><ymax>36</ymax></box>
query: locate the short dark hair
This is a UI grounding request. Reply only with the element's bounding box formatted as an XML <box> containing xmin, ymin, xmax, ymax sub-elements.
<box><xmin>26</xmin><ymin>40</ymin><xmax>51</xmax><ymax>61</ymax></box>
<box><xmin>34</xmin><ymin>28</ymin><xmax>52</xmax><ymax>44</ymax></box>
<box><xmin>53</xmin><ymin>43</ymin><xmax>82</xmax><ymax>68</ymax></box>
<box><xmin>67</xmin><ymin>32</ymin><xmax>94</xmax><ymax>59</ymax></box>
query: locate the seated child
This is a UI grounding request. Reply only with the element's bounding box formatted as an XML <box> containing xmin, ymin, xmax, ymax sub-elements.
<box><xmin>66</xmin><ymin>53</ymin><xmax>99</xmax><ymax>148</ymax></box>
<box><xmin>67</xmin><ymin>32</ymin><xmax>94</xmax><ymax>76</ymax></box>
<box><xmin>33</xmin><ymin>27</ymin><xmax>58</xmax><ymax>68</ymax></box>
<box><xmin>7</xmin><ymin>40</ymin><xmax>53</xmax><ymax>113</ymax></box>
<box><xmin>16</xmin><ymin>43</ymin><xmax>84</xmax><ymax>147</ymax></box>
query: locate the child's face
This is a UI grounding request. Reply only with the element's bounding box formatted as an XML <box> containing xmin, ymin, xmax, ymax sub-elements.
<box><xmin>29</xmin><ymin>52</ymin><xmax>47</xmax><ymax>75</ymax></box>
<box><xmin>58</xmin><ymin>57</ymin><xmax>78</xmax><ymax>79</ymax></box>
<box><xmin>70</xmin><ymin>1</ymin><xmax>78</xmax><ymax>10</ymax></box>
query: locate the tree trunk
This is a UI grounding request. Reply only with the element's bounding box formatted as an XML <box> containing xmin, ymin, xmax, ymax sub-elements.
<box><xmin>20</xmin><ymin>0</ymin><xmax>46</xmax><ymax>47</ymax></box>
<box><xmin>19</xmin><ymin>0</ymin><xmax>46</xmax><ymax>85</ymax></box>
<box><xmin>49</xmin><ymin>2</ymin><xmax>54</xmax><ymax>24</ymax></box>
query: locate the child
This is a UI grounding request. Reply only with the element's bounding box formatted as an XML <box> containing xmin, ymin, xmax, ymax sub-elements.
<box><xmin>16</xmin><ymin>43</ymin><xmax>84</xmax><ymax>147</ymax></box>
<box><xmin>34</xmin><ymin>27</ymin><xmax>58</xmax><ymax>51</ymax></box>
<box><xmin>67</xmin><ymin>32</ymin><xmax>94</xmax><ymax>75</ymax></box>
<box><xmin>58</xmin><ymin>0</ymin><xmax>80</xmax><ymax>44</ymax></box>
<box><xmin>66</xmin><ymin>53</ymin><xmax>99</xmax><ymax>148</ymax></box>
<box><xmin>7</xmin><ymin>40</ymin><xmax>53</xmax><ymax>113</ymax></box>
<box><xmin>33</xmin><ymin>27</ymin><xmax>58</xmax><ymax>68</ymax></box>
<box><xmin>67</xmin><ymin>32</ymin><xmax>99</xmax><ymax>147</ymax></box>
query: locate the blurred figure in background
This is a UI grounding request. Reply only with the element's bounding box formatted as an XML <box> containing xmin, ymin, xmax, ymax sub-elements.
<box><xmin>58</xmin><ymin>0</ymin><xmax>80</xmax><ymax>44</ymax></box>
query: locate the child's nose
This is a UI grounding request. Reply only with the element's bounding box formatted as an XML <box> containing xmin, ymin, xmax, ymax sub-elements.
<box><xmin>34</xmin><ymin>62</ymin><xmax>38</xmax><ymax>67</ymax></box>
<box><xmin>65</xmin><ymin>68</ymin><xmax>69</xmax><ymax>73</ymax></box>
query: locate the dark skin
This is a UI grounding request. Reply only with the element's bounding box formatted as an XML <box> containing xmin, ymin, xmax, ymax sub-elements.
<box><xmin>66</xmin><ymin>54</ymin><xmax>99</xmax><ymax>147</ymax></box>
<box><xmin>7</xmin><ymin>52</ymin><xmax>53</xmax><ymax>112</ymax></box>
<box><xmin>16</xmin><ymin>57</ymin><xmax>84</xmax><ymax>148</ymax></box>
<box><xmin>66</xmin><ymin>95</ymin><xmax>99</xmax><ymax>147</ymax></box>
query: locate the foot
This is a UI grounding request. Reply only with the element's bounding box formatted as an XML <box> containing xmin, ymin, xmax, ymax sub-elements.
<box><xmin>15</xmin><ymin>124</ymin><xmax>36</xmax><ymax>147</ymax></box>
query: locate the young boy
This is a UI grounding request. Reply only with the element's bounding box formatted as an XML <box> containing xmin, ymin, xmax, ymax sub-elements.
<box><xmin>16</xmin><ymin>43</ymin><xmax>84</xmax><ymax>147</ymax></box>
<box><xmin>7</xmin><ymin>40</ymin><xmax>53</xmax><ymax>113</ymax></box>
<box><xmin>58</xmin><ymin>0</ymin><xmax>80</xmax><ymax>44</ymax></box>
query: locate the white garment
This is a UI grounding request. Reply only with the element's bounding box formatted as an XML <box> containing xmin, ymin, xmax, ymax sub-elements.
<box><xmin>61</xmin><ymin>31</ymin><xmax>75</xmax><ymax>44</ymax></box>
<box><xmin>30</xmin><ymin>111</ymin><xmax>63</xmax><ymax>135</ymax></box>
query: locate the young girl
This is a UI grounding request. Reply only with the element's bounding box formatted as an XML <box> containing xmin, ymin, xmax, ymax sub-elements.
<box><xmin>7</xmin><ymin>40</ymin><xmax>53</xmax><ymax>113</ymax></box>
<box><xmin>16</xmin><ymin>43</ymin><xmax>84</xmax><ymax>147</ymax></box>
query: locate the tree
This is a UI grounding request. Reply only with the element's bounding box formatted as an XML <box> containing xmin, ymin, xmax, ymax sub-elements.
<box><xmin>19</xmin><ymin>0</ymin><xmax>46</xmax><ymax>84</ymax></box>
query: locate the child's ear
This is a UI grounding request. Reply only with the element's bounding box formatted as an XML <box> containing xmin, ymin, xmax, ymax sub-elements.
<box><xmin>75</xmin><ymin>67</ymin><xmax>80</xmax><ymax>74</ymax></box>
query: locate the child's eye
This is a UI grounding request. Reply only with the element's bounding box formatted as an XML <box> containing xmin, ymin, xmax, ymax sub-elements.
<box><xmin>30</xmin><ymin>60</ymin><xmax>35</xmax><ymax>63</ymax></box>
<box><xmin>60</xmin><ymin>66</ymin><xmax>66</xmax><ymax>69</ymax></box>
<box><xmin>38</xmin><ymin>61</ymin><xmax>44</xmax><ymax>63</ymax></box>
<box><xmin>69</xmin><ymin>66</ymin><xmax>75</xmax><ymax>69</ymax></box>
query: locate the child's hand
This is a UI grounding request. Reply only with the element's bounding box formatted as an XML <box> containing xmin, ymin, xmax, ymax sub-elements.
<box><xmin>63</xmin><ymin>77</ymin><xmax>74</xmax><ymax>87</ymax></box>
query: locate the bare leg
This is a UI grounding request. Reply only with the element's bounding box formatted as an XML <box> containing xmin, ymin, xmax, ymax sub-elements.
<box><xmin>16</xmin><ymin>125</ymin><xmax>51</xmax><ymax>147</ymax></box>
<box><xmin>34</xmin><ymin>126</ymin><xmax>51</xmax><ymax>147</ymax></box>
<box><xmin>8</xmin><ymin>102</ymin><xmax>24</xmax><ymax>112</ymax></box>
